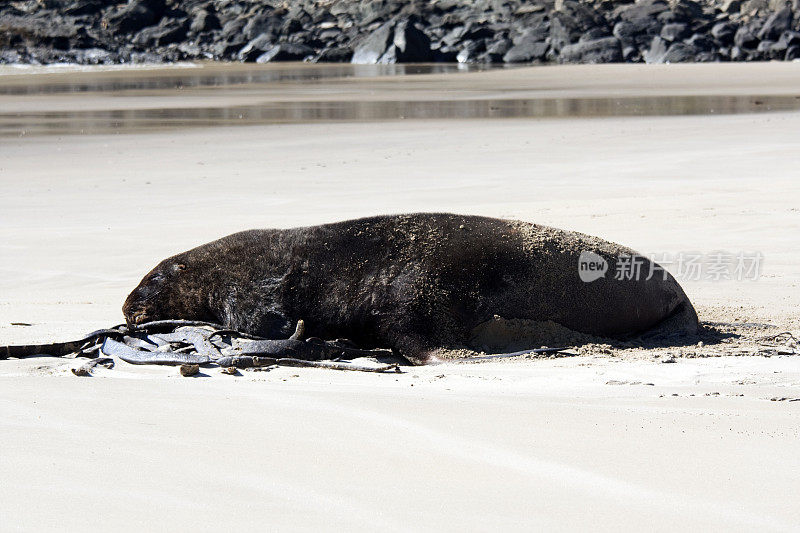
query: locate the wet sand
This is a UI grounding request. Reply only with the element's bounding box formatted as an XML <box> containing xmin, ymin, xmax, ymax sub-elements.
<box><xmin>1</xmin><ymin>63</ymin><xmax>799</xmax><ymax>531</ymax></box>
<box><xmin>3</xmin><ymin>61</ymin><xmax>800</xmax><ymax>135</ymax></box>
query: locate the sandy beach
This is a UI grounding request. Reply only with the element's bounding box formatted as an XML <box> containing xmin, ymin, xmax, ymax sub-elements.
<box><xmin>1</xmin><ymin>63</ymin><xmax>799</xmax><ymax>531</ymax></box>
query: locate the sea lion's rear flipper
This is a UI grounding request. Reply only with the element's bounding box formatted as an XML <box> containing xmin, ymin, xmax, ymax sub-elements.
<box><xmin>385</xmin><ymin>331</ymin><xmax>440</xmax><ymax>365</ymax></box>
<box><xmin>399</xmin><ymin>349</ymin><xmax>442</xmax><ymax>366</ymax></box>
<box><xmin>640</xmin><ymin>299</ymin><xmax>700</xmax><ymax>340</ymax></box>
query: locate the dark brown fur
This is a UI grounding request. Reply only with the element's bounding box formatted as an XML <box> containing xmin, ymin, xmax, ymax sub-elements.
<box><xmin>123</xmin><ymin>213</ymin><xmax>699</xmax><ymax>364</ymax></box>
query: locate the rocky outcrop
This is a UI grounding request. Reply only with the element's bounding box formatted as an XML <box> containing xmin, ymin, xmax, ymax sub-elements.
<box><xmin>1</xmin><ymin>0</ymin><xmax>799</xmax><ymax>64</ymax></box>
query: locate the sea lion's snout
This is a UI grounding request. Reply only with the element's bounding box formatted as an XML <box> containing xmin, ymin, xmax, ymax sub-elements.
<box><xmin>127</xmin><ymin>309</ymin><xmax>150</xmax><ymax>326</ymax></box>
<box><xmin>122</xmin><ymin>293</ymin><xmax>153</xmax><ymax>327</ymax></box>
<box><xmin>122</xmin><ymin>267</ymin><xmax>170</xmax><ymax>326</ymax></box>
<box><xmin>123</xmin><ymin>258</ymin><xmax>214</xmax><ymax>327</ymax></box>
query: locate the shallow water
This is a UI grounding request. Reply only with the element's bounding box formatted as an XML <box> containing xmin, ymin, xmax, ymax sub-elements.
<box><xmin>1</xmin><ymin>62</ymin><xmax>799</xmax><ymax>137</ymax></box>
<box><xmin>0</xmin><ymin>62</ymin><xmax>484</xmax><ymax>94</ymax></box>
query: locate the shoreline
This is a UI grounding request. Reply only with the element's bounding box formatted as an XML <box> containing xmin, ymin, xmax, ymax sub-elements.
<box><xmin>3</xmin><ymin>62</ymin><xmax>800</xmax><ymax>138</ymax></box>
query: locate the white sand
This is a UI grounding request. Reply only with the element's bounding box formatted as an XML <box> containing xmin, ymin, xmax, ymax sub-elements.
<box><xmin>1</xmin><ymin>64</ymin><xmax>799</xmax><ymax>531</ymax></box>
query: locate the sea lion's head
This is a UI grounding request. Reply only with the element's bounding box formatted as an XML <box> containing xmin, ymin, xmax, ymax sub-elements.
<box><xmin>123</xmin><ymin>254</ymin><xmax>213</xmax><ymax>327</ymax></box>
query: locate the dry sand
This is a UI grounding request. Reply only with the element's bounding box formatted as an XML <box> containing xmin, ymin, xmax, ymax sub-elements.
<box><xmin>1</xmin><ymin>63</ymin><xmax>799</xmax><ymax>531</ymax></box>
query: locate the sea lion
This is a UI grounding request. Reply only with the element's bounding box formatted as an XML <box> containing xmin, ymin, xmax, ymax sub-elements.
<box><xmin>123</xmin><ymin>213</ymin><xmax>699</xmax><ymax>364</ymax></box>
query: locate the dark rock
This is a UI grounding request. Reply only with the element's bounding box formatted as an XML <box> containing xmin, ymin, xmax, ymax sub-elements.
<box><xmin>351</xmin><ymin>21</ymin><xmax>393</xmax><ymax>63</ymax></box>
<box><xmin>662</xmin><ymin>42</ymin><xmax>698</xmax><ymax>62</ymax></box>
<box><xmin>549</xmin><ymin>14</ymin><xmax>577</xmax><ymax>51</ymax></box>
<box><xmin>613</xmin><ymin>18</ymin><xmax>662</xmax><ymax>48</ymax></box>
<box><xmin>358</xmin><ymin>1</ymin><xmax>395</xmax><ymax>26</ymax></box>
<box><xmin>673</xmin><ymin>0</ymin><xmax>705</xmax><ymax>19</ymax></box>
<box><xmin>660</xmin><ymin>22</ymin><xmax>690</xmax><ymax>41</ymax></box>
<box><xmin>220</xmin><ymin>18</ymin><xmax>247</xmax><ymax>41</ymax></box>
<box><xmin>694</xmin><ymin>50</ymin><xmax>719</xmax><ymax>61</ymax></box>
<box><xmin>64</xmin><ymin>0</ymin><xmax>114</xmax><ymax>16</ymax></box>
<box><xmin>237</xmin><ymin>34</ymin><xmax>274</xmax><ymax>61</ymax></box>
<box><xmin>242</xmin><ymin>13</ymin><xmax>279</xmax><ymax>41</ymax></box>
<box><xmin>769</xmin><ymin>38</ymin><xmax>788</xmax><ymax>58</ymax></box>
<box><xmin>756</xmin><ymin>39</ymin><xmax>774</xmax><ymax>52</ymax></box>
<box><xmin>614</xmin><ymin>0</ymin><xmax>670</xmax><ymax>22</ymax></box>
<box><xmin>503</xmin><ymin>41</ymin><xmax>549</xmax><ymax>62</ymax></box>
<box><xmin>288</xmin><ymin>31</ymin><xmax>318</xmax><ymax>48</ymax></box>
<box><xmin>350</xmin><ymin>18</ymin><xmax>432</xmax><ymax>63</ymax></box>
<box><xmin>657</xmin><ymin>10</ymin><xmax>683</xmax><ymax>24</ymax></box>
<box><xmin>758</xmin><ymin>7</ymin><xmax>792</xmax><ymax>41</ymax></box>
<box><xmin>256</xmin><ymin>43</ymin><xmax>314</xmax><ymax>62</ymax></box>
<box><xmin>515</xmin><ymin>4</ymin><xmax>546</xmax><ymax>15</ymax></box>
<box><xmin>315</xmin><ymin>46</ymin><xmax>353</xmax><ymax>62</ymax></box>
<box><xmin>177</xmin><ymin>42</ymin><xmax>202</xmax><ymax>58</ymax></box>
<box><xmin>580</xmin><ymin>27</ymin><xmax>611</xmax><ymax>41</ymax></box>
<box><xmin>441</xmin><ymin>22</ymin><xmax>466</xmax><ymax>41</ymax></box>
<box><xmin>318</xmin><ymin>28</ymin><xmax>342</xmax><ymax>41</ymax></box>
<box><xmin>692</xmin><ymin>19</ymin><xmax>716</xmax><ymax>36</ymax></box>
<box><xmin>282</xmin><ymin>18</ymin><xmax>304</xmax><ymax>35</ymax></box>
<box><xmin>433</xmin><ymin>0</ymin><xmax>459</xmax><ymax>14</ymax></box>
<box><xmin>559</xmin><ymin>36</ymin><xmax>622</xmax><ymax>62</ymax></box>
<box><xmin>711</xmin><ymin>22</ymin><xmax>737</xmax><ymax>43</ymax></box>
<box><xmin>555</xmin><ymin>0</ymin><xmax>608</xmax><ymax>32</ymax></box>
<box><xmin>440</xmin><ymin>25</ymin><xmax>467</xmax><ymax>47</ymax></box>
<box><xmin>4</xmin><ymin>0</ymin><xmax>800</xmax><ymax>66</ymax></box>
<box><xmin>624</xmin><ymin>46</ymin><xmax>641</xmax><ymax>61</ymax></box>
<box><xmin>132</xmin><ymin>25</ymin><xmax>161</xmax><ymax>47</ymax></box>
<box><xmin>311</xmin><ymin>9</ymin><xmax>335</xmax><ymax>25</ymax></box>
<box><xmin>155</xmin><ymin>22</ymin><xmax>187</xmax><ymax>46</ymax></box>
<box><xmin>432</xmin><ymin>47</ymin><xmax>459</xmax><ymax>61</ymax></box>
<box><xmin>462</xmin><ymin>23</ymin><xmax>494</xmax><ymax>41</ymax></box>
<box><xmin>777</xmin><ymin>30</ymin><xmax>800</xmax><ymax>47</ymax></box>
<box><xmin>190</xmin><ymin>10</ymin><xmax>220</xmax><ymax>34</ymax></box>
<box><xmin>392</xmin><ymin>18</ymin><xmax>433</xmax><ymax>61</ymax></box>
<box><xmin>456</xmin><ymin>39</ymin><xmax>484</xmax><ymax>62</ymax></box>
<box><xmin>485</xmin><ymin>38</ymin><xmax>511</xmax><ymax>56</ymax></box>
<box><xmin>285</xmin><ymin>5</ymin><xmax>311</xmax><ymax>27</ymax></box>
<box><xmin>686</xmin><ymin>33</ymin><xmax>715</xmax><ymax>51</ymax></box>
<box><xmin>81</xmin><ymin>48</ymin><xmax>116</xmax><ymax>63</ymax></box>
<box><xmin>0</xmin><ymin>50</ymin><xmax>23</xmax><ymax>63</ymax></box>
<box><xmin>512</xmin><ymin>24</ymin><xmax>550</xmax><ymax>46</ymax></box>
<box><xmin>786</xmin><ymin>45</ymin><xmax>800</xmax><ymax>59</ymax></box>
<box><xmin>643</xmin><ymin>35</ymin><xmax>668</xmax><ymax>62</ymax></box>
<box><xmin>734</xmin><ymin>25</ymin><xmax>759</xmax><ymax>49</ymax></box>
<box><xmin>0</xmin><ymin>13</ymin><xmax>94</xmax><ymax>51</ymax></box>
<box><xmin>721</xmin><ymin>0</ymin><xmax>741</xmax><ymax>13</ymax></box>
<box><xmin>439</xmin><ymin>21</ymin><xmax>493</xmax><ymax>46</ymax></box>
<box><xmin>105</xmin><ymin>0</ymin><xmax>166</xmax><ymax>34</ymax></box>
<box><xmin>214</xmin><ymin>40</ymin><xmax>245</xmax><ymax>58</ymax></box>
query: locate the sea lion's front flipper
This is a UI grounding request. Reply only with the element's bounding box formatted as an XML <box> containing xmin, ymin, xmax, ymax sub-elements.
<box><xmin>384</xmin><ymin>333</ymin><xmax>442</xmax><ymax>365</ymax></box>
<box><xmin>234</xmin><ymin>338</ymin><xmax>322</xmax><ymax>359</ymax></box>
<box><xmin>639</xmin><ymin>300</ymin><xmax>700</xmax><ymax>340</ymax></box>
